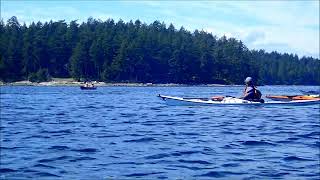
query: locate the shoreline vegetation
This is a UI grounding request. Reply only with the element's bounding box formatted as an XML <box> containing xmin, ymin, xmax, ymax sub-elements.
<box><xmin>1</xmin><ymin>17</ymin><xmax>319</xmax><ymax>85</ymax></box>
<box><xmin>1</xmin><ymin>78</ymin><xmax>319</xmax><ymax>87</ymax></box>
<box><xmin>0</xmin><ymin>78</ymin><xmax>240</xmax><ymax>87</ymax></box>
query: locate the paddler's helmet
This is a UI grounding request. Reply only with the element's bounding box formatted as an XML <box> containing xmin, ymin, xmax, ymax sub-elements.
<box><xmin>244</xmin><ymin>77</ymin><xmax>253</xmax><ymax>85</ymax></box>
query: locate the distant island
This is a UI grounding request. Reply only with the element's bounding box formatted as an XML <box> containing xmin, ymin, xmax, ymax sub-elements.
<box><xmin>0</xmin><ymin>16</ymin><xmax>319</xmax><ymax>85</ymax></box>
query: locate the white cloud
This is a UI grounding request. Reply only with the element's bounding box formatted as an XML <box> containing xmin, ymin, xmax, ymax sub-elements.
<box><xmin>2</xmin><ymin>6</ymin><xmax>83</xmax><ymax>24</ymax></box>
<box><xmin>168</xmin><ymin>1</ymin><xmax>319</xmax><ymax>58</ymax></box>
<box><xmin>244</xmin><ymin>31</ymin><xmax>266</xmax><ymax>45</ymax></box>
<box><xmin>90</xmin><ymin>13</ymin><xmax>119</xmax><ymax>21</ymax></box>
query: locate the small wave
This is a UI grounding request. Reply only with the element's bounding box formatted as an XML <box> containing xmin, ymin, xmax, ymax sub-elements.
<box><xmin>1</xmin><ymin>146</ymin><xmax>24</xmax><ymax>150</ymax></box>
<box><xmin>70</xmin><ymin>156</ymin><xmax>96</xmax><ymax>162</ymax></box>
<box><xmin>283</xmin><ymin>156</ymin><xmax>313</xmax><ymax>161</ymax></box>
<box><xmin>33</xmin><ymin>163</ymin><xmax>56</xmax><ymax>169</ymax></box>
<box><xmin>150</xmin><ymin>107</ymin><xmax>162</xmax><ymax>110</ymax></box>
<box><xmin>56</xmin><ymin>155</ymin><xmax>72</xmax><ymax>160</ymax></box>
<box><xmin>22</xmin><ymin>169</ymin><xmax>38</xmax><ymax>173</ymax></box>
<box><xmin>184</xmin><ymin>120</ymin><xmax>196</xmax><ymax>123</ymax></box>
<box><xmin>296</xmin><ymin>132</ymin><xmax>320</xmax><ymax>138</ymax></box>
<box><xmin>12</xmin><ymin>131</ymin><xmax>23</xmax><ymax>135</ymax></box>
<box><xmin>97</xmin><ymin>135</ymin><xmax>120</xmax><ymax>138</ymax></box>
<box><xmin>59</xmin><ymin>120</ymin><xmax>78</xmax><ymax>124</ymax></box>
<box><xmin>38</xmin><ymin>155</ymin><xmax>71</xmax><ymax>163</ymax></box>
<box><xmin>297</xmin><ymin>171</ymin><xmax>320</xmax><ymax>177</ymax></box>
<box><xmin>145</xmin><ymin>153</ymin><xmax>168</xmax><ymax>159</ymax></box>
<box><xmin>287</xmin><ymin>137</ymin><xmax>299</xmax><ymax>141</ymax></box>
<box><xmin>72</xmin><ymin>148</ymin><xmax>98</xmax><ymax>153</ymax></box>
<box><xmin>242</xmin><ymin>140</ymin><xmax>276</xmax><ymax>146</ymax></box>
<box><xmin>126</xmin><ymin>133</ymin><xmax>144</xmax><ymax>137</ymax></box>
<box><xmin>156</xmin><ymin>114</ymin><xmax>169</xmax><ymax>117</ymax></box>
<box><xmin>141</xmin><ymin>123</ymin><xmax>155</xmax><ymax>126</ymax></box>
<box><xmin>198</xmin><ymin>171</ymin><xmax>226</xmax><ymax>178</ymax></box>
<box><xmin>231</xmin><ymin>152</ymin><xmax>244</xmax><ymax>156</ymax></box>
<box><xmin>101</xmin><ymin>105</ymin><xmax>115</xmax><ymax>108</ymax></box>
<box><xmin>0</xmin><ymin>168</ymin><xmax>16</xmax><ymax>173</ymax></box>
<box><xmin>40</xmin><ymin>129</ymin><xmax>72</xmax><ymax>134</ymax></box>
<box><xmin>176</xmin><ymin>113</ymin><xmax>195</xmax><ymax>116</ymax></box>
<box><xmin>233</xmin><ymin>158</ymin><xmax>254</xmax><ymax>162</ymax></box>
<box><xmin>200</xmin><ymin>117</ymin><xmax>210</xmax><ymax>120</ymax></box>
<box><xmin>178</xmin><ymin>159</ymin><xmax>212</xmax><ymax>165</ymax></box>
<box><xmin>203</xmin><ymin>147</ymin><xmax>215</xmax><ymax>152</ymax></box>
<box><xmin>80</xmin><ymin>105</ymin><xmax>97</xmax><ymax>109</ymax></box>
<box><xmin>15</xmin><ymin>106</ymin><xmax>35</xmax><ymax>110</ymax></box>
<box><xmin>125</xmin><ymin>172</ymin><xmax>164</xmax><ymax>177</ymax></box>
<box><xmin>27</xmin><ymin>135</ymin><xmax>50</xmax><ymax>139</ymax></box>
<box><xmin>90</xmin><ymin>123</ymin><xmax>104</xmax><ymax>128</ymax></box>
<box><xmin>171</xmin><ymin>150</ymin><xmax>200</xmax><ymax>156</ymax></box>
<box><xmin>221</xmin><ymin>163</ymin><xmax>240</xmax><ymax>167</ymax></box>
<box><xmin>222</xmin><ymin>144</ymin><xmax>240</xmax><ymax>149</ymax></box>
<box><xmin>48</xmin><ymin>145</ymin><xmax>70</xmax><ymax>150</ymax></box>
<box><xmin>275</xmin><ymin>140</ymin><xmax>292</xmax><ymax>144</ymax></box>
<box><xmin>109</xmin><ymin>155</ymin><xmax>120</xmax><ymax>158</ymax></box>
<box><xmin>199</xmin><ymin>171</ymin><xmax>246</xmax><ymax>178</ymax></box>
<box><xmin>179</xmin><ymin>132</ymin><xmax>200</xmax><ymax>136</ymax></box>
<box><xmin>123</xmin><ymin>137</ymin><xmax>155</xmax><ymax>143</ymax></box>
<box><xmin>169</xmin><ymin>165</ymin><xmax>209</xmax><ymax>171</ymax></box>
<box><xmin>55</xmin><ymin>112</ymin><xmax>65</xmax><ymax>116</ymax></box>
<box><xmin>257</xmin><ymin>171</ymin><xmax>290</xmax><ymax>177</ymax></box>
<box><xmin>221</xmin><ymin>131</ymin><xmax>241</xmax><ymax>135</ymax></box>
<box><xmin>164</xmin><ymin>122</ymin><xmax>177</xmax><ymax>125</ymax></box>
<box><xmin>120</xmin><ymin>113</ymin><xmax>137</xmax><ymax>117</ymax></box>
<box><xmin>35</xmin><ymin>172</ymin><xmax>60</xmax><ymax>177</ymax></box>
<box><xmin>38</xmin><ymin>158</ymin><xmax>55</xmax><ymax>163</ymax></box>
<box><xmin>112</xmin><ymin>162</ymin><xmax>143</xmax><ymax>165</ymax></box>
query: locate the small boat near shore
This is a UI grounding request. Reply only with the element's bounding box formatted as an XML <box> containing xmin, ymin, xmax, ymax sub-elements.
<box><xmin>80</xmin><ymin>86</ymin><xmax>97</xmax><ymax>90</ymax></box>
<box><xmin>80</xmin><ymin>82</ymin><xmax>97</xmax><ymax>90</ymax></box>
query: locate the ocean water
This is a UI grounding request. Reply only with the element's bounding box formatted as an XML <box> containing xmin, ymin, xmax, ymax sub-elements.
<box><xmin>0</xmin><ymin>85</ymin><xmax>319</xmax><ymax>179</ymax></box>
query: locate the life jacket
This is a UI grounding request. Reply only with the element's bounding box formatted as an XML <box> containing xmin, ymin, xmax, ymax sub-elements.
<box><xmin>244</xmin><ymin>85</ymin><xmax>262</xmax><ymax>100</ymax></box>
<box><xmin>254</xmin><ymin>88</ymin><xmax>262</xmax><ymax>99</ymax></box>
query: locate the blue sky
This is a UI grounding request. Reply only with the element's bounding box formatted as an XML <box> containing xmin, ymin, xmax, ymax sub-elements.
<box><xmin>1</xmin><ymin>0</ymin><xmax>319</xmax><ymax>58</ymax></box>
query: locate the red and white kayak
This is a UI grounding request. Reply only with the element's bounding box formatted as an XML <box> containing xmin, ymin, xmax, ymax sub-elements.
<box><xmin>266</xmin><ymin>95</ymin><xmax>320</xmax><ymax>101</ymax></box>
<box><xmin>158</xmin><ymin>94</ymin><xmax>320</xmax><ymax>106</ymax></box>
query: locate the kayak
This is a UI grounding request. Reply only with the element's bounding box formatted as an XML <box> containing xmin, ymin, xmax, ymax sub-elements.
<box><xmin>158</xmin><ymin>94</ymin><xmax>320</xmax><ymax>106</ymax></box>
<box><xmin>266</xmin><ymin>95</ymin><xmax>320</xmax><ymax>101</ymax></box>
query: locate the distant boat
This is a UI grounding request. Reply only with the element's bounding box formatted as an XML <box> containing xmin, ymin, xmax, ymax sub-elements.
<box><xmin>80</xmin><ymin>82</ymin><xmax>97</xmax><ymax>90</ymax></box>
<box><xmin>80</xmin><ymin>86</ymin><xmax>97</xmax><ymax>90</ymax></box>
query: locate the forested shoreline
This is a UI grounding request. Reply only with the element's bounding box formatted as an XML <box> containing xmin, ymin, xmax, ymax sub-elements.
<box><xmin>0</xmin><ymin>16</ymin><xmax>319</xmax><ymax>85</ymax></box>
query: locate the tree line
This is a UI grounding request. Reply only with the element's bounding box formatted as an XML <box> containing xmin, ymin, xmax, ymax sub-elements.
<box><xmin>0</xmin><ymin>16</ymin><xmax>319</xmax><ymax>85</ymax></box>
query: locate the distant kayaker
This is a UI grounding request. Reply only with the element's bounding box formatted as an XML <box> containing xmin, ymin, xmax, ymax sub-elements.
<box><xmin>242</xmin><ymin>77</ymin><xmax>262</xmax><ymax>101</ymax></box>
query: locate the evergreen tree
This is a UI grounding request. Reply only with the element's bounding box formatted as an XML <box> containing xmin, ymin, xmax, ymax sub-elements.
<box><xmin>0</xmin><ymin>16</ymin><xmax>319</xmax><ymax>85</ymax></box>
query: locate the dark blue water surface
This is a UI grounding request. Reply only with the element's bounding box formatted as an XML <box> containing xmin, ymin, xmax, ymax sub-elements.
<box><xmin>1</xmin><ymin>85</ymin><xmax>319</xmax><ymax>179</ymax></box>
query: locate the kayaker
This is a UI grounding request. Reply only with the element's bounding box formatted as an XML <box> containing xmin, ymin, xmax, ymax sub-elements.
<box><xmin>242</xmin><ymin>77</ymin><xmax>262</xmax><ymax>101</ymax></box>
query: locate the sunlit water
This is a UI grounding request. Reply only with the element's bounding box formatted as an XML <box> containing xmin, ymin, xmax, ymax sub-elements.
<box><xmin>1</xmin><ymin>86</ymin><xmax>319</xmax><ymax>179</ymax></box>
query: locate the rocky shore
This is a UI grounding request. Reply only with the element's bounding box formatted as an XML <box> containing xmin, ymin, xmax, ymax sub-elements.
<box><xmin>0</xmin><ymin>78</ymin><xmax>237</xmax><ymax>87</ymax></box>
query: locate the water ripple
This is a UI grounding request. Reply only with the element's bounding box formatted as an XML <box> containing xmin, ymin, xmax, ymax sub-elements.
<box><xmin>1</xmin><ymin>85</ymin><xmax>319</xmax><ymax>179</ymax></box>
<box><xmin>123</xmin><ymin>137</ymin><xmax>156</xmax><ymax>143</ymax></box>
<box><xmin>283</xmin><ymin>156</ymin><xmax>314</xmax><ymax>161</ymax></box>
